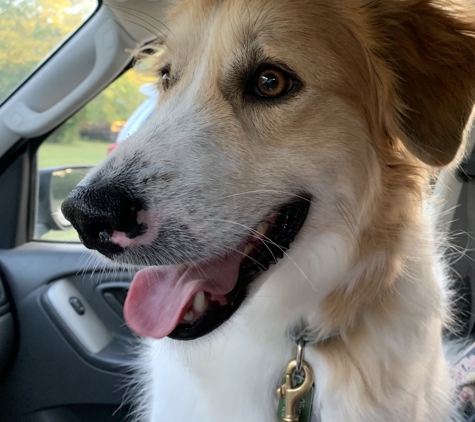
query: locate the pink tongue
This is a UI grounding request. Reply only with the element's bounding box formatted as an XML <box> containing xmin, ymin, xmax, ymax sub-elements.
<box><xmin>124</xmin><ymin>249</ymin><xmax>244</xmax><ymax>339</ymax></box>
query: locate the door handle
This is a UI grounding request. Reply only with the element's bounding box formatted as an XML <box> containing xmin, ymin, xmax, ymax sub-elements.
<box><xmin>5</xmin><ymin>20</ymin><xmax>132</xmax><ymax>138</ymax></box>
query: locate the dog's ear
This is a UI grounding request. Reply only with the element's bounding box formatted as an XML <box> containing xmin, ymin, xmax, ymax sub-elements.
<box><xmin>378</xmin><ymin>1</ymin><xmax>475</xmax><ymax>166</ymax></box>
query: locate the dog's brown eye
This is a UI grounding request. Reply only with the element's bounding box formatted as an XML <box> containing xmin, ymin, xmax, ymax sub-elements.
<box><xmin>161</xmin><ymin>69</ymin><xmax>171</xmax><ymax>90</ymax></box>
<box><xmin>255</xmin><ymin>68</ymin><xmax>293</xmax><ymax>98</ymax></box>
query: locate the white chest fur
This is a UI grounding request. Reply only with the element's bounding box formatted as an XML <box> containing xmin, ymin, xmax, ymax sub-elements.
<box><xmin>140</xmin><ymin>233</ymin><xmax>343</xmax><ymax>422</ymax></box>
<box><xmin>134</xmin><ymin>231</ymin><xmax>453</xmax><ymax>422</ymax></box>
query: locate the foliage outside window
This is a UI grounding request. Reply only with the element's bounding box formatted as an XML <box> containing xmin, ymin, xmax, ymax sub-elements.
<box><xmin>38</xmin><ymin>70</ymin><xmax>150</xmax><ymax>167</ymax></box>
<box><xmin>0</xmin><ymin>0</ymin><xmax>97</xmax><ymax>104</ymax></box>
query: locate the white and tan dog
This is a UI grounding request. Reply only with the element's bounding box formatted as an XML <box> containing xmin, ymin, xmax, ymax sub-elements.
<box><xmin>62</xmin><ymin>0</ymin><xmax>475</xmax><ymax>420</ymax></box>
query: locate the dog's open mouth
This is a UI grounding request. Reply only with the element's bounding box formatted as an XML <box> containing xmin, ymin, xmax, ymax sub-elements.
<box><xmin>124</xmin><ymin>197</ymin><xmax>310</xmax><ymax>341</ymax></box>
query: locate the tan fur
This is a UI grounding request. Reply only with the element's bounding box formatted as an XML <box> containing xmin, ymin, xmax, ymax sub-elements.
<box><xmin>320</xmin><ymin>0</ymin><xmax>475</xmax><ymax>337</ymax></box>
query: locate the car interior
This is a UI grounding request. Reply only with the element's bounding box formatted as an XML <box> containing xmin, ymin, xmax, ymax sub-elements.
<box><xmin>0</xmin><ymin>0</ymin><xmax>474</xmax><ymax>421</ymax></box>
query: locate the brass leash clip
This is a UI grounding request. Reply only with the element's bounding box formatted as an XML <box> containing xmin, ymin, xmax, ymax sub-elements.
<box><xmin>276</xmin><ymin>339</ymin><xmax>315</xmax><ymax>422</ymax></box>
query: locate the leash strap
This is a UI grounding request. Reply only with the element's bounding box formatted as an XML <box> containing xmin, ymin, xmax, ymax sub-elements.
<box><xmin>288</xmin><ymin>327</ymin><xmax>340</xmax><ymax>347</ymax></box>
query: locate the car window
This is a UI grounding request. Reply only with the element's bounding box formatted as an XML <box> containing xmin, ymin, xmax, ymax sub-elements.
<box><xmin>35</xmin><ymin>68</ymin><xmax>154</xmax><ymax>242</ymax></box>
<box><xmin>0</xmin><ymin>0</ymin><xmax>98</xmax><ymax>105</ymax></box>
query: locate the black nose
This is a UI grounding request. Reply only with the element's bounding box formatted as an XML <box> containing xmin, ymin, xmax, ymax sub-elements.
<box><xmin>61</xmin><ymin>184</ymin><xmax>145</xmax><ymax>257</ymax></box>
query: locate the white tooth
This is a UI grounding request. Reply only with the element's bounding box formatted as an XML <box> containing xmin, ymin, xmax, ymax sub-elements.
<box><xmin>244</xmin><ymin>243</ymin><xmax>253</xmax><ymax>256</ymax></box>
<box><xmin>256</xmin><ymin>222</ymin><xmax>269</xmax><ymax>236</ymax></box>
<box><xmin>193</xmin><ymin>291</ymin><xmax>208</xmax><ymax>313</ymax></box>
<box><xmin>183</xmin><ymin>311</ymin><xmax>194</xmax><ymax>322</ymax></box>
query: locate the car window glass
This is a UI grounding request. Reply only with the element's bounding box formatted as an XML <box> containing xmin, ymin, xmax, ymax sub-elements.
<box><xmin>35</xmin><ymin>68</ymin><xmax>156</xmax><ymax>242</ymax></box>
<box><xmin>0</xmin><ymin>0</ymin><xmax>98</xmax><ymax>105</ymax></box>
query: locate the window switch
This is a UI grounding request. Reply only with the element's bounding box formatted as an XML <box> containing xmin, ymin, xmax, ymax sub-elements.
<box><xmin>69</xmin><ymin>297</ymin><xmax>85</xmax><ymax>315</ymax></box>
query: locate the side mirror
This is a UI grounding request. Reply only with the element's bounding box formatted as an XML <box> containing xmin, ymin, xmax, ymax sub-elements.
<box><xmin>36</xmin><ymin>166</ymin><xmax>90</xmax><ymax>238</ymax></box>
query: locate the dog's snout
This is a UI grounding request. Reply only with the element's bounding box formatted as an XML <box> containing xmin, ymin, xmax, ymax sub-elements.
<box><xmin>61</xmin><ymin>184</ymin><xmax>146</xmax><ymax>256</ymax></box>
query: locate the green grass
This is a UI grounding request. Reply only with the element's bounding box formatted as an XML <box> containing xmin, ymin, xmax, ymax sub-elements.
<box><xmin>39</xmin><ymin>228</ymin><xmax>80</xmax><ymax>242</ymax></box>
<box><xmin>38</xmin><ymin>139</ymin><xmax>109</xmax><ymax>169</ymax></box>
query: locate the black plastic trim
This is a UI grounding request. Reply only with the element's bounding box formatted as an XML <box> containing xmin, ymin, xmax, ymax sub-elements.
<box><xmin>0</xmin><ymin>313</ymin><xmax>14</xmax><ymax>377</ymax></box>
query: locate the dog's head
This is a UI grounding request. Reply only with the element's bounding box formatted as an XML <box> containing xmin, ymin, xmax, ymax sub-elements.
<box><xmin>62</xmin><ymin>0</ymin><xmax>475</xmax><ymax>341</ymax></box>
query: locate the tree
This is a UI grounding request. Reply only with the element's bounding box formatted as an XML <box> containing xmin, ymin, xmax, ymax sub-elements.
<box><xmin>49</xmin><ymin>70</ymin><xmax>150</xmax><ymax>144</ymax></box>
<box><xmin>0</xmin><ymin>0</ymin><xmax>94</xmax><ymax>102</ymax></box>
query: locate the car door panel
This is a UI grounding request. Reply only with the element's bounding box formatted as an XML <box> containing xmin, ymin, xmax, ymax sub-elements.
<box><xmin>0</xmin><ymin>243</ymin><xmax>135</xmax><ymax>421</ymax></box>
<box><xmin>0</xmin><ymin>276</ymin><xmax>14</xmax><ymax>377</ymax></box>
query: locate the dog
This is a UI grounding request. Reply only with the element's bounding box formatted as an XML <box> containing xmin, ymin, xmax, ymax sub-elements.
<box><xmin>62</xmin><ymin>0</ymin><xmax>475</xmax><ymax>420</ymax></box>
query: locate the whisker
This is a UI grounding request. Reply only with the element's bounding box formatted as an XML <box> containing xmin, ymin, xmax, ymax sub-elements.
<box><xmin>207</xmin><ymin>218</ymin><xmax>318</xmax><ymax>292</ymax></box>
<box><xmin>82</xmin><ymin>3</ymin><xmax>167</xmax><ymax>41</ymax></box>
<box><xmin>110</xmin><ymin>4</ymin><xmax>172</xmax><ymax>36</ymax></box>
<box><xmin>217</xmin><ymin>189</ymin><xmax>314</xmax><ymax>204</ymax></box>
